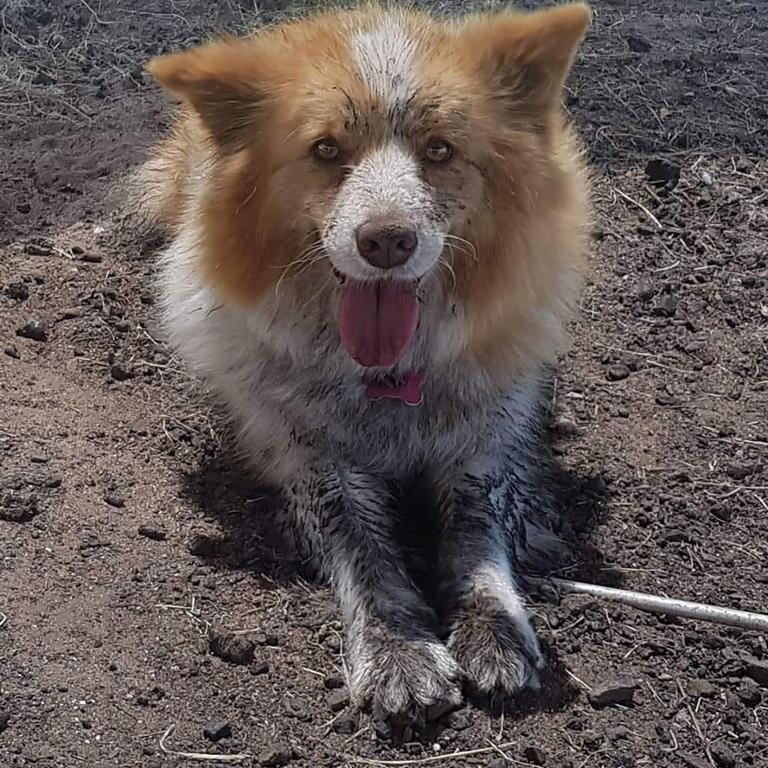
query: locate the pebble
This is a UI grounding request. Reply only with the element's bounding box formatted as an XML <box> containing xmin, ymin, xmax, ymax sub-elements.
<box><xmin>323</xmin><ymin>674</ymin><xmax>345</xmax><ymax>690</ymax></box>
<box><xmin>523</xmin><ymin>745</ymin><xmax>547</xmax><ymax>765</ymax></box>
<box><xmin>690</xmin><ymin>679</ymin><xmax>718</xmax><ymax>698</ymax></box>
<box><xmin>16</xmin><ymin>320</ymin><xmax>48</xmax><ymax>342</ymax></box>
<box><xmin>743</xmin><ymin>655</ymin><xmax>768</xmax><ymax>686</ymax></box>
<box><xmin>326</xmin><ymin>688</ymin><xmax>350</xmax><ymax>712</ymax></box>
<box><xmin>250</xmin><ymin>660</ymin><xmax>269</xmax><ymax>676</ymax></box>
<box><xmin>737</xmin><ymin>679</ymin><xmax>761</xmax><ymax>707</ymax></box>
<box><xmin>333</xmin><ymin>713</ymin><xmax>358</xmax><ymax>734</ymax></box>
<box><xmin>4</xmin><ymin>346</ymin><xmax>20</xmax><ymax>359</ymax></box>
<box><xmin>203</xmin><ymin>721</ymin><xmax>232</xmax><ymax>742</ymax></box>
<box><xmin>653</xmin><ymin>294</ymin><xmax>678</xmax><ymax>317</ymax></box>
<box><xmin>607</xmin><ymin>725</ymin><xmax>632</xmax><ymax>740</ymax></box>
<box><xmin>188</xmin><ymin>533</ymin><xmax>219</xmax><ymax>557</ymax></box>
<box><xmin>110</xmin><ymin>363</ymin><xmax>135</xmax><ymax>382</ymax></box>
<box><xmin>259</xmin><ymin>743</ymin><xmax>293</xmax><ymax>766</ymax></box>
<box><xmin>588</xmin><ymin>677</ymin><xmax>638</xmax><ymax>707</ymax></box>
<box><xmin>79</xmin><ymin>252</ymin><xmax>103</xmax><ymax>263</ymax></box>
<box><xmin>138</xmin><ymin>525</ymin><xmax>167</xmax><ymax>541</ymax></box>
<box><xmin>104</xmin><ymin>494</ymin><xmax>125</xmax><ymax>508</ymax></box>
<box><xmin>30</xmin><ymin>453</ymin><xmax>49</xmax><ymax>464</ymax></box>
<box><xmin>209</xmin><ymin>629</ymin><xmax>255</xmax><ymax>665</ymax></box>
<box><xmin>4</xmin><ymin>282</ymin><xmax>29</xmax><ymax>301</ymax></box>
<box><xmin>607</xmin><ymin>364</ymin><xmax>630</xmax><ymax>382</ymax></box>
<box><xmin>710</xmin><ymin>743</ymin><xmax>736</xmax><ymax>768</ymax></box>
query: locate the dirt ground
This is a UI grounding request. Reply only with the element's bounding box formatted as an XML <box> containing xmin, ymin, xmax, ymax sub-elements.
<box><xmin>1</xmin><ymin>1</ymin><xmax>767</xmax><ymax>767</ymax></box>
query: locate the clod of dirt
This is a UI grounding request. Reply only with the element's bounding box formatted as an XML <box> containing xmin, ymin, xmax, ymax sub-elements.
<box><xmin>110</xmin><ymin>363</ymin><xmax>135</xmax><ymax>382</ymax></box>
<box><xmin>326</xmin><ymin>688</ymin><xmax>350</xmax><ymax>713</ymax></box>
<box><xmin>79</xmin><ymin>253</ymin><xmax>103</xmax><ymax>263</ymax></box>
<box><xmin>653</xmin><ymin>294</ymin><xmax>678</xmax><ymax>317</ymax></box>
<box><xmin>645</xmin><ymin>159</ymin><xmax>681</xmax><ymax>190</ymax></box>
<box><xmin>523</xmin><ymin>745</ymin><xmax>547</xmax><ymax>765</ymax></box>
<box><xmin>679</xmin><ymin>753</ymin><xmax>710</xmax><ymax>768</ymax></box>
<box><xmin>188</xmin><ymin>533</ymin><xmax>219</xmax><ymax>557</ymax></box>
<box><xmin>0</xmin><ymin>491</ymin><xmax>42</xmax><ymax>523</ymax></box>
<box><xmin>606</xmin><ymin>725</ymin><xmax>632</xmax><ymax>741</ymax></box>
<box><xmin>15</xmin><ymin>320</ymin><xmax>48</xmax><ymax>342</ymax></box>
<box><xmin>626</xmin><ymin>34</ymin><xmax>652</xmax><ymax>53</ymax></box>
<box><xmin>738</xmin><ymin>679</ymin><xmax>761</xmax><ymax>707</ymax></box>
<box><xmin>587</xmin><ymin>678</ymin><xmax>638</xmax><ymax>707</ymax></box>
<box><xmin>30</xmin><ymin>454</ymin><xmax>49</xmax><ymax>464</ymax></box>
<box><xmin>4</xmin><ymin>346</ymin><xmax>20</xmax><ymax>359</ymax></box>
<box><xmin>607</xmin><ymin>364</ymin><xmax>630</xmax><ymax>382</ymax></box>
<box><xmin>203</xmin><ymin>721</ymin><xmax>232</xmax><ymax>742</ymax></box>
<box><xmin>4</xmin><ymin>282</ymin><xmax>29</xmax><ymax>301</ymax></box>
<box><xmin>250</xmin><ymin>660</ymin><xmax>270</xmax><ymax>676</ymax></box>
<box><xmin>138</xmin><ymin>525</ymin><xmax>166</xmax><ymax>541</ymax></box>
<box><xmin>690</xmin><ymin>679</ymin><xmax>718</xmax><ymax>699</ymax></box>
<box><xmin>743</xmin><ymin>655</ymin><xmax>768</xmax><ymax>687</ymax></box>
<box><xmin>323</xmin><ymin>674</ymin><xmax>345</xmax><ymax>690</ymax></box>
<box><xmin>259</xmin><ymin>743</ymin><xmax>293</xmax><ymax>767</ymax></box>
<box><xmin>209</xmin><ymin>629</ymin><xmax>255</xmax><ymax>665</ymax></box>
<box><xmin>710</xmin><ymin>743</ymin><xmax>737</xmax><ymax>768</ymax></box>
<box><xmin>332</xmin><ymin>713</ymin><xmax>358</xmax><ymax>734</ymax></box>
<box><xmin>104</xmin><ymin>494</ymin><xmax>125</xmax><ymax>508</ymax></box>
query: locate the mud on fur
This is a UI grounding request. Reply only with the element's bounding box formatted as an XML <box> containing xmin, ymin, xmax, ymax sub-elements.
<box><xmin>139</xmin><ymin>2</ymin><xmax>592</xmax><ymax>726</ymax></box>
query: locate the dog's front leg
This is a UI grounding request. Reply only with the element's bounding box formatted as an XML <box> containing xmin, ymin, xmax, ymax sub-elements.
<box><xmin>437</xmin><ymin>456</ymin><xmax>556</xmax><ymax>699</ymax></box>
<box><xmin>285</xmin><ymin>467</ymin><xmax>461</xmax><ymax>722</ymax></box>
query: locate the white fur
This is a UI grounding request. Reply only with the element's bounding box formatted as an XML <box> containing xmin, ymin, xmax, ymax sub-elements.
<box><xmin>352</xmin><ymin>18</ymin><xmax>416</xmax><ymax>113</ymax></box>
<box><xmin>323</xmin><ymin>142</ymin><xmax>446</xmax><ymax>280</ymax></box>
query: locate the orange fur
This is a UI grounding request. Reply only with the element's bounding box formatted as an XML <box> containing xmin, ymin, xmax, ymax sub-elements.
<box><xmin>142</xmin><ymin>3</ymin><xmax>591</xmax><ymax>383</ymax></box>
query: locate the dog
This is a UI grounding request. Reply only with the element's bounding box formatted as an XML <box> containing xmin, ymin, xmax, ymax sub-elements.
<box><xmin>140</xmin><ymin>2</ymin><xmax>591</xmax><ymax>724</ymax></box>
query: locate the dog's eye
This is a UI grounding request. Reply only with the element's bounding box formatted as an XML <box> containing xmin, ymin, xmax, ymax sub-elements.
<box><xmin>313</xmin><ymin>139</ymin><xmax>340</xmax><ymax>162</ymax></box>
<box><xmin>424</xmin><ymin>138</ymin><xmax>453</xmax><ymax>164</ymax></box>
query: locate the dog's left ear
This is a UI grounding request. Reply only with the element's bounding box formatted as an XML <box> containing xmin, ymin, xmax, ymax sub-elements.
<box><xmin>147</xmin><ymin>39</ymin><xmax>267</xmax><ymax>153</ymax></box>
<box><xmin>462</xmin><ymin>3</ymin><xmax>591</xmax><ymax>120</ymax></box>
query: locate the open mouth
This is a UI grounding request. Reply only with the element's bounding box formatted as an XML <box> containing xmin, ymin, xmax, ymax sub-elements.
<box><xmin>337</xmin><ymin>277</ymin><xmax>419</xmax><ymax>368</ymax></box>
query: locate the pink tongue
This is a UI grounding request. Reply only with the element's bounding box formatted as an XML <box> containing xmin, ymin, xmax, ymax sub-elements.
<box><xmin>338</xmin><ymin>280</ymin><xmax>418</xmax><ymax>368</ymax></box>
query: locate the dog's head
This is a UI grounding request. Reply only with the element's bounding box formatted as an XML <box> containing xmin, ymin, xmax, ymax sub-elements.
<box><xmin>149</xmin><ymin>4</ymin><xmax>590</xmax><ymax>373</ymax></box>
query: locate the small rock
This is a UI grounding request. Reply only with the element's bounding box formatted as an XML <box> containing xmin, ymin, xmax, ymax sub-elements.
<box><xmin>250</xmin><ymin>660</ymin><xmax>270</xmax><ymax>675</ymax></box>
<box><xmin>4</xmin><ymin>346</ymin><xmax>20</xmax><ymax>359</ymax></box>
<box><xmin>30</xmin><ymin>453</ymin><xmax>49</xmax><ymax>464</ymax></box>
<box><xmin>4</xmin><ymin>282</ymin><xmax>29</xmax><ymax>301</ymax></box>
<box><xmin>635</xmin><ymin>279</ymin><xmax>656</xmax><ymax>301</ymax></box>
<box><xmin>588</xmin><ymin>677</ymin><xmax>638</xmax><ymax>707</ymax></box>
<box><xmin>607</xmin><ymin>725</ymin><xmax>632</xmax><ymax>740</ymax></box>
<box><xmin>16</xmin><ymin>320</ymin><xmax>48</xmax><ymax>342</ymax></box>
<box><xmin>679</xmin><ymin>753</ymin><xmax>709</xmax><ymax>768</ymax></box>
<box><xmin>690</xmin><ymin>679</ymin><xmax>718</xmax><ymax>698</ymax></box>
<box><xmin>44</xmin><ymin>475</ymin><xmax>62</xmax><ymax>488</ymax></box>
<box><xmin>203</xmin><ymin>721</ymin><xmax>232</xmax><ymax>742</ymax></box>
<box><xmin>79</xmin><ymin>252</ymin><xmax>103</xmax><ymax>263</ymax></box>
<box><xmin>24</xmin><ymin>241</ymin><xmax>53</xmax><ymax>256</ymax></box>
<box><xmin>607</xmin><ymin>364</ymin><xmax>630</xmax><ymax>382</ymax></box>
<box><xmin>326</xmin><ymin>688</ymin><xmax>350</xmax><ymax>712</ymax></box>
<box><xmin>551</xmin><ymin>417</ymin><xmax>582</xmax><ymax>437</ymax></box>
<box><xmin>110</xmin><ymin>363</ymin><xmax>134</xmax><ymax>382</ymax></box>
<box><xmin>743</xmin><ymin>655</ymin><xmax>768</xmax><ymax>687</ymax></box>
<box><xmin>738</xmin><ymin>678</ymin><xmax>762</xmax><ymax>706</ymax></box>
<box><xmin>332</xmin><ymin>713</ymin><xmax>358</xmax><ymax>734</ymax></box>
<box><xmin>653</xmin><ymin>294</ymin><xmax>678</xmax><ymax>317</ymax></box>
<box><xmin>645</xmin><ymin>158</ymin><xmax>681</xmax><ymax>190</ymax></box>
<box><xmin>259</xmin><ymin>743</ymin><xmax>293</xmax><ymax>766</ymax></box>
<box><xmin>188</xmin><ymin>534</ymin><xmax>219</xmax><ymax>557</ymax></box>
<box><xmin>104</xmin><ymin>494</ymin><xmax>125</xmax><ymax>508</ymax></box>
<box><xmin>626</xmin><ymin>34</ymin><xmax>651</xmax><ymax>52</ymax></box>
<box><xmin>138</xmin><ymin>525</ymin><xmax>166</xmax><ymax>541</ymax></box>
<box><xmin>523</xmin><ymin>745</ymin><xmax>547</xmax><ymax>765</ymax></box>
<box><xmin>323</xmin><ymin>674</ymin><xmax>345</xmax><ymax>690</ymax></box>
<box><xmin>710</xmin><ymin>743</ymin><xmax>736</xmax><ymax>768</ymax></box>
<box><xmin>209</xmin><ymin>629</ymin><xmax>255</xmax><ymax>665</ymax></box>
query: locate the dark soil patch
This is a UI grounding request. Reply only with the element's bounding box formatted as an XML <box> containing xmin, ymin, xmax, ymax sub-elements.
<box><xmin>1</xmin><ymin>2</ymin><xmax>767</xmax><ymax>767</ymax></box>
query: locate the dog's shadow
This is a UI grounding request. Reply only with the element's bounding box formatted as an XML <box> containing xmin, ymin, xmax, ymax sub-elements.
<box><xmin>180</xmin><ymin>430</ymin><xmax>614</xmax><ymax>725</ymax></box>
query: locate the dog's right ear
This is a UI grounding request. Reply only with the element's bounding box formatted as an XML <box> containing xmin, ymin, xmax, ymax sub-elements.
<box><xmin>147</xmin><ymin>39</ymin><xmax>266</xmax><ymax>153</ymax></box>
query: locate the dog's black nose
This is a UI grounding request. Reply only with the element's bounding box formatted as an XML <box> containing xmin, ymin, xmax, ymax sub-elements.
<box><xmin>356</xmin><ymin>224</ymin><xmax>418</xmax><ymax>269</ymax></box>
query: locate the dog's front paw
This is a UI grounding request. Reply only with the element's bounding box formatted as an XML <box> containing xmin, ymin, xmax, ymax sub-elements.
<box><xmin>350</xmin><ymin>627</ymin><xmax>462</xmax><ymax>724</ymax></box>
<box><xmin>448</xmin><ymin>594</ymin><xmax>544</xmax><ymax>698</ymax></box>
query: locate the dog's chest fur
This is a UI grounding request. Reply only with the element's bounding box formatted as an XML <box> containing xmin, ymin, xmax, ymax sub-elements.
<box><xmin>161</xmin><ymin>229</ymin><xmax>543</xmax><ymax>482</ymax></box>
